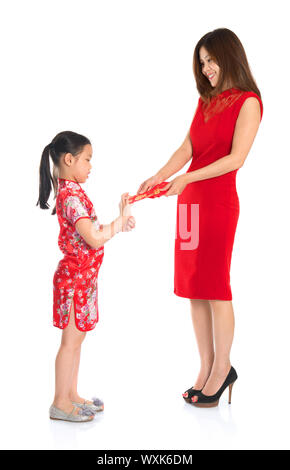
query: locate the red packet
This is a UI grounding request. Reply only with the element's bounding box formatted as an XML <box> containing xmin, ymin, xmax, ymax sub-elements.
<box><xmin>128</xmin><ymin>181</ymin><xmax>170</xmax><ymax>205</ymax></box>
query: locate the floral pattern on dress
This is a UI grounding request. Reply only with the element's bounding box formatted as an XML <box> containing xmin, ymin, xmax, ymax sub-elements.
<box><xmin>53</xmin><ymin>178</ymin><xmax>104</xmax><ymax>331</ymax></box>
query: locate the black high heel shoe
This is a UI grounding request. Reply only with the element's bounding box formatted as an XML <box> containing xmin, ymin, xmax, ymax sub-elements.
<box><xmin>191</xmin><ymin>366</ymin><xmax>238</xmax><ymax>408</ymax></box>
<box><xmin>182</xmin><ymin>387</ymin><xmax>202</xmax><ymax>403</ymax></box>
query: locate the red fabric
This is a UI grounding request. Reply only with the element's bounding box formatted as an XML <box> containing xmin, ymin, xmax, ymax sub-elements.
<box><xmin>128</xmin><ymin>182</ymin><xmax>169</xmax><ymax>204</ymax></box>
<box><xmin>174</xmin><ymin>88</ymin><xmax>263</xmax><ymax>300</ymax></box>
<box><xmin>53</xmin><ymin>178</ymin><xmax>104</xmax><ymax>331</ymax></box>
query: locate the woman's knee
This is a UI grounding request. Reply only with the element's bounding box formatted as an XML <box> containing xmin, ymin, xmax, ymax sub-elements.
<box><xmin>209</xmin><ymin>299</ymin><xmax>233</xmax><ymax>312</ymax></box>
<box><xmin>190</xmin><ymin>299</ymin><xmax>211</xmax><ymax>311</ymax></box>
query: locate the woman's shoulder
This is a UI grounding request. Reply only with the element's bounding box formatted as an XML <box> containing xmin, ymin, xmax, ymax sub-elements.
<box><xmin>197</xmin><ymin>88</ymin><xmax>263</xmax><ymax>122</ymax></box>
<box><xmin>233</xmin><ymin>89</ymin><xmax>263</xmax><ymax>120</ymax></box>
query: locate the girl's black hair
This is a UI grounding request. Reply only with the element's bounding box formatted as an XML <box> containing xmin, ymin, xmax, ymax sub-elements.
<box><xmin>36</xmin><ymin>131</ymin><xmax>91</xmax><ymax>215</ymax></box>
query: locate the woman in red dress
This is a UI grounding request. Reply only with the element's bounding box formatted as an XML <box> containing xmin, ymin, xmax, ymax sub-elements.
<box><xmin>137</xmin><ymin>28</ymin><xmax>263</xmax><ymax>407</ymax></box>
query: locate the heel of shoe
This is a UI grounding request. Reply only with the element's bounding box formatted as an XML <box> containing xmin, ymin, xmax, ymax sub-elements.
<box><xmin>228</xmin><ymin>382</ymin><xmax>234</xmax><ymax>404</ymax></box>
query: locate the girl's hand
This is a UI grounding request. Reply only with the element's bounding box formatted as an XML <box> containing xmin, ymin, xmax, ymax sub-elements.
<box><xmin>118</xmin><ymin>193</ymin><xmax>135</xmax><ymax>232</ymax></box>
<box><xmin>122</xmin><ymin>215</ymin><xmax>136</xmax><ymax>232</ymax></box>
<box><xmin>119</xmin><ymin>193</ymin><xmax>131</xmax><ymax>217</ymax></box>
<box><xmin>137</xmin><ymin>174</ymin><xmax>164</xmax><ymax>195</ymax></box>
<box><xmin>163</xmin><ymin>174</ymin><xmax>189</xmax><ymax>197</ymax></box>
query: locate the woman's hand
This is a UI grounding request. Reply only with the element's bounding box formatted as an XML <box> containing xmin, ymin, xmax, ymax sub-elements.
<box><xmin>163</xmin><ymin>174</ymin><xmax>189</xmax><ymax>197</ymax></box>
<box><xmin>137</xmin><ymin>174</ymin><xmax>164</xmax><ymax>195</ymax></box>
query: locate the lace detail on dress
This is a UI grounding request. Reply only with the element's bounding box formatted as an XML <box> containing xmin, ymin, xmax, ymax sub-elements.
<box><xmin>201</xmin><ymin>89</ymin><xmax>244</xmax><ymax>123</ymax></box>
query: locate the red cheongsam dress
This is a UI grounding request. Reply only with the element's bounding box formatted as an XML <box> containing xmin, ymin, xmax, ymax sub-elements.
<box><xmin>53</xmin><ymin>178</ymin><xmax>104</xmax><ymax>331</ymax></box>
<box><xmin>174</xmin><ymin>87</ymin><xmax>263</xmax><ymax>300</ymax></box>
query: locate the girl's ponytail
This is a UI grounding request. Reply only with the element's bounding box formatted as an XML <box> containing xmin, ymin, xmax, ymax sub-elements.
<box><xmin>36</xmin><ymin>143</ymin><xmax>54</xmax><ymax>211</ymax></box>
<box><xmin>36</xmin><ymin>131</ymin><xmax>91</xmax><ymax>215</ymax></box>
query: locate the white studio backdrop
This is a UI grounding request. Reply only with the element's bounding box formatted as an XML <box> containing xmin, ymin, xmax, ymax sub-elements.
<box><xmin>0</xmin><ymin>0</ymin><xmax>289</xmax><ymax>450</ymax></box>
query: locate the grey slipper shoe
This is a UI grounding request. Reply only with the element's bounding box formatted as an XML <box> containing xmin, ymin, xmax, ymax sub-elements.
<box><xmin>49</xmin><ymin>404</ymin><xmax>95</xmax><ymax>422</ymax></box>
<box><xmin>72</xmin><ymin>397</ymin><xmax>104</xmax><ymax>413</ymax></box>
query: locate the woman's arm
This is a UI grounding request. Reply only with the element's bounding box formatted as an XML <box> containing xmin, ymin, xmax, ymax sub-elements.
<box><xmin>137</xmin><ymin>130</ymin><xmax>193</xmax><ymax>194</ymax></box>
<box><xmin>185</xmin><ymin>97</ymin><xmax>261</xmax><ymax>184</ymax></box>
<box><xmin>156</xmin><ymin>130</ymin><xmax>193</xmax><ymax>180</ymax></box>
<box><xmin>164</xmin><ymin>97</ymin><xmax>262</xmax><ymax>196</ymax></box>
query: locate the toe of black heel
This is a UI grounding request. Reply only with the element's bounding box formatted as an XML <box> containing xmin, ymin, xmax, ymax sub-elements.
<box><xmin>182</xmin><ymin>387</ymin><xmax>202</xmax><ymax>403</ymax></box>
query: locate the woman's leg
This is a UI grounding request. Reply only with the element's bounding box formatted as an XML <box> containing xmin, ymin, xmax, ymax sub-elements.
<box><xmin>52</xmin><ymin>300</ymin><xmax>88</xmax><ymax>416</ymax></box>
<box><xmin>189</xmin><ymin>299</ymin><xmax>215</xmax><ymax>389</ymax></box>
<box><xmin>193</xmin><ymin>299</ymin><xmax>234</xmax><ymax>398</ymax></box>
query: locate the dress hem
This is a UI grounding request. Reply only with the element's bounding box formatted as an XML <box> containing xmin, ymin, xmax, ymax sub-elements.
<box><xmin>53</xmin><ymin>323</ymin><xmax>98</xmax><ymax>332</ymax></box>
<box><xmin>174</xmin><ymin>289</ymin><xmax>232</xmax><ymax>301</ymax></box>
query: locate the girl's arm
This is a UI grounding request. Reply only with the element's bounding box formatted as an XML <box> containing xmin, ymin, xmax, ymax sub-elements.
<box><xmin>75</xmin><ymin>215</ymin><xmax>132</xmax><ymax>249</ymax></box>
<box><xmin>75</xmin><ymin>193</ymin><xmax>134</xmax><ymax>250</ymax></box>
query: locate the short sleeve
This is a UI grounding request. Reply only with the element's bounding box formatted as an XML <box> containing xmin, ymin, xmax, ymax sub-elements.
<box><xmin>63</xmin><ymin>195</ymin><xmax>90</xmax><ymax>225</ymax></box>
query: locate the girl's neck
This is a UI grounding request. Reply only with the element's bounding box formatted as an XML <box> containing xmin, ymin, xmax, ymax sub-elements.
<box><xmin>58</xmin><ymin>174</ymin><xmax>77</xmax><ymax>183</ymax></box>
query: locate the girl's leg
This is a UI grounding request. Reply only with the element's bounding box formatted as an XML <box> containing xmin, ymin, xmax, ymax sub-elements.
<box><xmin>69</xmin><ymin>346</ymin><xmax>82</xmax><ymax>402</ymax></box>
<box><xmin>189</xmin><ymin>299</ymin><xmax>215</xmax><ymax>389</ymax></box>
<box><xmin>69</xmin><ymin>346</ymin><xmax>94</xmax><ymax>405</ymax></box>
<box><xmin>52</xmin><ymin>300</ymin><xmax>88</xmax><ymax>416</ymax></box>
<box><xmin>193</xmin><ymin>299</ymin><xmax>234</xmax><ymax>397</ymax></box>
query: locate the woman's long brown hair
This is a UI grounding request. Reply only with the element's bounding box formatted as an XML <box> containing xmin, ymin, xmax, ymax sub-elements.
<box><xmin>193</xmin><ymin>28</ymin><xmax>261</xmax><ymax>103</ymax></box>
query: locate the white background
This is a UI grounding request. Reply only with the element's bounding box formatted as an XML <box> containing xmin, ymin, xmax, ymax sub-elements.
<box><xmin>1</xmin><ymin>0</ymin><xmax>289</xmax><ymax>450</ymax></box>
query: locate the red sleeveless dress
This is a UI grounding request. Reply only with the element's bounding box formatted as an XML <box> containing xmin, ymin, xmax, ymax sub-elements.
<box><xmin>174</xmin><ymin>87</ymin><xmax>263</xmax><ymax>300</ymax></box>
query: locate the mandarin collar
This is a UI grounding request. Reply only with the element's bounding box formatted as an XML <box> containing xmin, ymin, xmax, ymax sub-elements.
<box><xmin>57</xmin><ymin>177</ymin><xmax>81</xmax><ymax>188</ymax></box>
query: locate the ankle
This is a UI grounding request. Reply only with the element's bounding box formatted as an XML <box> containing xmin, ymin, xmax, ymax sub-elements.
<box><xmin>53</xmin><ymin>397</ymin><xmax>72</xmax><ymax>408</ymax></box>
<box><xmin>200</xmin><ymin>360</ymin><xmax>214</xmax><ymax>374</ymax></box>
<box><xmin>69</xmin><ymin>393</ymin><xmax>81</xmax><ymax>401</ymax></box>
<box><xmin>211</xmin><ymin>361</ymin><xmax>231</xmax><ymax>375</ymax></box>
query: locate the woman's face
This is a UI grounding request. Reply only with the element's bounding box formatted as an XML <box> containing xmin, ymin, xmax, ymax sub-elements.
<box><xmin>199</xmin><ymin>46</ymin><xmax>220</xmax><ymax>87</ymax></box>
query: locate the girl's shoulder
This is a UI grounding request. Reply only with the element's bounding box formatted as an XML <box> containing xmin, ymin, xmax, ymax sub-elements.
<box><xmin>57</xmin><ymin>179</ymin><xmax>84</xmax><ymax>199</ymax></box>
<box><xmin>56</xmin><ymin>180</ymin><xmax>95</xmax><ymax>214</ymax></box>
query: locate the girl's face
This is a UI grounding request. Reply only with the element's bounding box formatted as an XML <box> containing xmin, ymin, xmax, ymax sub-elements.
<box><xmin>62</xmin><ymin>143</ymin><xmax>92</xmax><ymax>183</ymax></box>
<box><xmin>199</xmin><ymin>46</ymin><xmax>220</xmax><ymax>87</ymax></box>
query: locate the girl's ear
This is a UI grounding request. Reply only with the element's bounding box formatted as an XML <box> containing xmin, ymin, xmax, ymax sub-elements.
<box><xmin>63</xmin><ymin>152</ymin><xmax>74</xmax><ymax>167</ymax></box>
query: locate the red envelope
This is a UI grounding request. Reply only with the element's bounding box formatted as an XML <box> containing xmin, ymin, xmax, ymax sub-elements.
<box><xmin>128</xmin><ymin>182</ymin><xmax>170</xmax><ymax>205</ymax></box>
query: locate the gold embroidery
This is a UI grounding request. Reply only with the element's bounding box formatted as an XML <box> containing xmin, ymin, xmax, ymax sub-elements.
<box><xmin>201</xmin><ymin>90</ymin><xmax>243</xmax><ymax>123</ymax></box>
<box><xmin>134</xmin><ymin>188</ymin><xmax>161</xmax><ymax>201</ymax></box>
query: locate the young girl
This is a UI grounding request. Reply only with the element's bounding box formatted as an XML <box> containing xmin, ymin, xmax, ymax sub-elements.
<box><xmin>37</xmin><ymin>130</ymin><xmax>135</xmax><ymax>422</ymax></box>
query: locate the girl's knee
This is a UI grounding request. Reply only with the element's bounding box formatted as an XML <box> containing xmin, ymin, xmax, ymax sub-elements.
<box><xmin>61</xmin><ymin>335</ymin><xmax>84</xmax><ymax>352</ymax></box>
